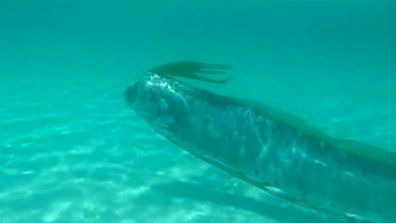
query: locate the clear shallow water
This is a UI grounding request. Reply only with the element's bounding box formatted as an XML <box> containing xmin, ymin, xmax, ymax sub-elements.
<box><xmin>1</xmin><ymin>1</ymin><xmax>396</xmax><ymax>222</ymax></box>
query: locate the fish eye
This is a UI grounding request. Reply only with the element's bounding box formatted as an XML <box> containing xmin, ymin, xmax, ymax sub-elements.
<box><xmin>159</xmin><ymin>98</ymin><xmax>169</xmax><ymax>111</ymax></box>
<box><xmin>144</xmin><ymin>92</ymin><xmax>154</xmax><ymax>100</ymax></box>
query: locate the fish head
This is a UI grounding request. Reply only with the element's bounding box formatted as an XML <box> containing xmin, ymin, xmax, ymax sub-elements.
<box><xmin>125</xmin><ymin>73</ymin><xmax>190</xmax><ymax>130</ymax></box>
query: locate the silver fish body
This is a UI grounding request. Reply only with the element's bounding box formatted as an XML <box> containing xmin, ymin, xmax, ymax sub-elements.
<box><xmin>125</xmin><ymin>72</ymin><xmax>396</xmax><ymax>223</ymax></box>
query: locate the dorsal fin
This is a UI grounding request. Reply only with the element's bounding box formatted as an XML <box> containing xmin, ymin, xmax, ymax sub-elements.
<box><xmin>149</xmin><ymin>61</ymin><xmax>232</xmax><ymax>83</ymax></box>
<box><xmin>239</xmin><ymin>98</ymin><xmax>396</xmax><ymax>167</ymax></box>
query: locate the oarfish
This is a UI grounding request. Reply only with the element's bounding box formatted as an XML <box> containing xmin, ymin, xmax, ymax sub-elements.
<box><xmin>124</xmin><ymin>61</ymin><xmax>396</xmax><ymax>223</ymax></box>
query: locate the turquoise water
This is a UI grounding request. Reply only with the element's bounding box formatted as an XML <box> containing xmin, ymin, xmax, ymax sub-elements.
<box><xmin>1</xmin><ymin>1</ymin><xmax>396</xmax><ymax>222</ymax></box>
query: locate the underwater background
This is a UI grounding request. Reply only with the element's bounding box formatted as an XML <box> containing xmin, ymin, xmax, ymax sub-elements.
<box><xmin>0</xmin><ymin>0</ymin><xmax>395</xmax><ymax>222</ymax></box>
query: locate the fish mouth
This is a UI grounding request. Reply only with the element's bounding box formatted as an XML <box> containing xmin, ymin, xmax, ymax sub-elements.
<box><xmin>124</xmin><ymin>84</ymin><xmax>138</xmax><ymax>105</ymax></box>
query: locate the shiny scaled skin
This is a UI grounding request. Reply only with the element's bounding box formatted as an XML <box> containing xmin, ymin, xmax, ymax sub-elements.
<box><xmin>125</xmin><ymin>72</ymin><xmax>396</xmax><ymax>223</ymax></box>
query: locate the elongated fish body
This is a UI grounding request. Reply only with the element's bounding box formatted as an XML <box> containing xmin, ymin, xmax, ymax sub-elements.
<box><xmin>125</xmin><ymin>72</ymin><xmax>396</xmax><ymax>223</ymax></box>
